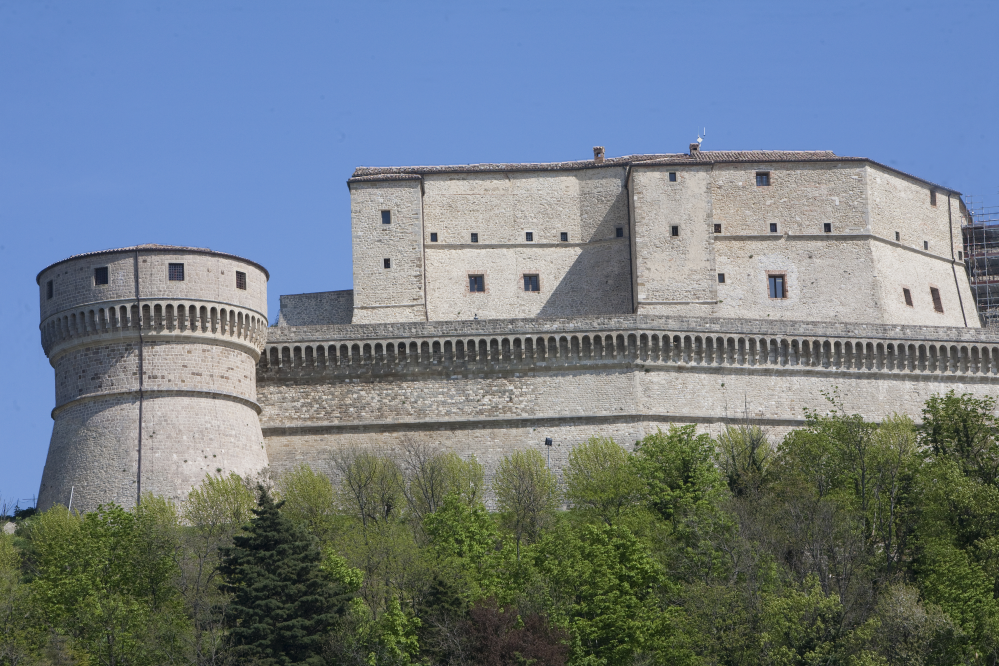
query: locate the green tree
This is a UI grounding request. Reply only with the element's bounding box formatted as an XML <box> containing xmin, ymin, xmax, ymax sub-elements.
<box><xmin>493</xmin><ymin>450</ymin><xmax>560</xmax><ymax>559</ymax></box>
<box><xmin>716</xmin><ymin>423</ymin><xmax>772</xmax><ymax>497</ymax></box>
<box><xmin>631</xmin><ymin>425</ymin><xmax>723</xmax><ymax>524</ymax></box>
<box><xmin>277</xmin><ymin>465</ymin><xmax>339</xmax><ymax>545</ymax></box>
<box><xmin>219</xmin><ymin>486</ymin><xmax>349</xmax><ymax>665</ymax></box>
<box><xmin>563</xmin><ymin>437</ymin><xmax>642</xmax><ymax>525</ymax></box>
<box><xmin>330</xmin><ymin>451</ymin><xmax>404</xmax><ymax>533</ymax></box>
<box><xmin>921</xmin><ymin>390</ymin><xmax>999</xmax><ymax>486</ymax></box>
<box><xmin>0</xmin><ymin>530</ymin><xmax>45</xmax><ymax>666</ymax></box>
<box><xmin>400</xmin><ymin>443</ymin><xmax>483</xmax><ymax>524</ymax></box>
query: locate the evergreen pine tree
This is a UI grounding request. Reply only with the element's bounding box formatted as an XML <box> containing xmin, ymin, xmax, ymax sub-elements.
<box><xmin>220</xmin><ymin>485</ymin><xmax>347</xmax><ymax>665</ymax></box>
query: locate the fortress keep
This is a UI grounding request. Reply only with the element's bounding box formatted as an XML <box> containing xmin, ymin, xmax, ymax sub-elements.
<box><xmin>38</xmin><ymin>148</ymin><xmax>999</xmax><ymax>511</ymax></box>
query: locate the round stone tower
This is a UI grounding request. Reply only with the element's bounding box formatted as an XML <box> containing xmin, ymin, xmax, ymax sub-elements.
<box><xmin>36</xmin><ymin>244</ymin><xmax>270</xmax><ymax>512</ymax></box>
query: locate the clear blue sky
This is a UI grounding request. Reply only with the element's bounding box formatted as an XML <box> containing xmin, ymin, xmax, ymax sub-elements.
<box><xmin>2</xmin><ymin>0</ymin><xmax>997</xmax><ymax>508</ymax></box>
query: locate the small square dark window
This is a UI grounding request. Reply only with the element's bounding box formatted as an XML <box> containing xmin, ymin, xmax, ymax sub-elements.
<box><xmin>469</xmin><ymin>275</ymin><xmax>485</xmax><ymax>292</ymax></box>
<box><xmin>236</xmin><ymin>271</ymin><xmax>247</xmax><ymax>290</ymax></box>
<box><xmin>769</xmin><ymin>223</ymin><xmax>778</xmax><ymax>233</ymax></box>
<box><xmin>560</xmin><ymin>232</ymin><xmax>568</xmax><ymax>242</ymax></box>
<box><xmin>430</xmin><ymin>233</ymin><xmax>438</xmax><ymax>242</ymax></box>
<box><xmin>768</xmin><ymin>274</ymin><xmax>786</xmax><ymax>299</ymax></box>
<box><xmin>756</xmin><ymin>172</ymin><xmax>770</xmax><ymax>186</ymax></box>
<box><xmin>524</xmin><ymin>275</ymin><xmax>540</xmax><ymax>292</ymax></box>
<box><xmin>46</xmin><ymin>280</ymin><xmax>53</xmax><ymax>299</ymax></box>
<box><xmin>930</xmin><ymin>191</ymin><xmax>937</xmax><ymax>206</ymax></box>
<box><xmin>718</xmin><ymin>273</ymin><xmax>725</xmax><ymax>284</ymax></box>
<box><xmin>903</xmin><ymin>288</ymin><xmax>913</xmax><ymax>307</ymax></box>
<box><xmin>668</xmin><ymin>172</ymin><xmax>677</xmax><ymax>182</ymax></box>
<box><xmin>895</xmin><ymin>231</ymin><xmax>900</xmax><ymax>242</ymax></box>
<box><xmin>168</xmin><ymin>263</ymin><xmax>185</xmax><ymax>281</ymax></box>
<box><xmin>94</xmin><ymin>266</ymin><xmax>109</xmax><ymax>285</ymax></box>
<box><xmin>381</xmin><ymin>210</ymin><xmax>391</xmax><ymax>224</ymax></box>
<box><xmin>671</xmin><ymin>226</ymin><xmax>679</xmax><ymax>237</ymax></box>
<box><xmin>526</xmin><ymin>231</ymin><xmax>533</xmax><ymax>242</ymax></box>
<box><xmin>615</xmin><ymin>227</ymin><xmax>624</xmax><ymax>238</ymax></box>
<box><xmin>823</xmin><ymin>223</ymin><xmax>832</xmax><ymax>233</ymax></box>
<box><xmin>471</xmin><ymin>233</ymin><xmax>479</xmax><ymax>243</ymax></box>
<box><xmin>924</xmin><ymin>241</ymin><xmax>929</xmax><ymax>251</ymax></box>
<box><xmin>714</xmin><ymin>223</ymin><xmax>722</xmax><ymax>234</ymax></box>
<box><xmin>930</xmin><ymin>287</ymin><xmax>943</xmax><ymax>313</ymax></box>
<box><xmin>383</xmin><ymin>258</ymin><xmax>391</xmax><ymax>269</ymax></box>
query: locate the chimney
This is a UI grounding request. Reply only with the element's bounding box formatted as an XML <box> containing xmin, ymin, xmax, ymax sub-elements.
<box><xmin>593</xmin><ymin>146</ymin><xmax>605</xmax><ymax>163</ymax></box>
<box><xmin>689</xmin><ymin>142</ymin><xmax>700</xmax><ymax>155</ymax></box>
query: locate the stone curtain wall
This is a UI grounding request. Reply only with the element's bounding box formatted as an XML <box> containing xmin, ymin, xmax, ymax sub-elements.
<box><xmin>277</xmin><ymin>290</ymin><xmax>354</xmax><ymax>326</ymax></box>
<box><xmin>259</xmin><ymin>316</ymin><xmax>999</xmax><ymax>484</ymax></box>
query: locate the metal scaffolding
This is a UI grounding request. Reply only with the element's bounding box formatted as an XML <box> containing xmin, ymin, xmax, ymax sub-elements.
<box><xmin>962</xmin><ymin>195</ymin><xmax>999</xmax><ymax>328</ymax></box>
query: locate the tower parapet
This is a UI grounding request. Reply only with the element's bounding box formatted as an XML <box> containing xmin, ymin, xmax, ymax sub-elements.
<box><xmin>36</xmin><ymin>244</ymin><xmax>269</xmax><ymax>512</ymax></box>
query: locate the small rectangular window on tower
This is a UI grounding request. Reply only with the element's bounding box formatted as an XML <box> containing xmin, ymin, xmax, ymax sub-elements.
<box><xmin>714</xmin><ymin>223</ymin><xmax>722</xmax><ymax>234</ymax></box>
<box><xmin>469</xmin><ymin>275</ymin><xmax>485</xmax><ymax>292</ymax></box>
<box><xmin>471</xmin><ymin>233</ymin><xmax>479</xmax><ymax>243</ymax></box>
<box><xmin>46</xmin><ymin>280</ymin><xmax>53</xmax><ymax>299</ymax></box>
<box><xmin>718</xmin><ymin>273</ymin><xmax>725</xmax><ymax>284</ymax></box>
<box><xmin>430</xmin><ymin>233</ymin><xmax>438</xmax><ymax>242</ymax></box>
<box><xmin>524</xmin><ymin>275</ymin><xmax>540</xmax><ymax>292</ymax></box>
<box><xmin>615</xmin><ymin>227</ymin><xmax>624</xmax><ymax>238</ymax></box>
<box><xmin>823</xmin><ymin>223</ymin><xmax>832</xmax><ymax>233</ymax></box>
<box><xmin>383</xmin><ymin>258</ymin><xmax>391</xmax><ymax>269</ymax></box>
<box><xmin>94</xmin><ymin>266</ymin><xmax>109</xmax><ymax>286</ymax></box>
<box><xmin>381</xmin><ymin>210</ymin><xmax>391</xmax><ymax>224</ymax></box>
<box><xmin>895</xmin><ymin>231</ymin><xmax>900</xmax><ymax>242</ymax></box>
<box><xmin>768</xmin><ymin>274</ymin><xmax>786</xmax><ymax>299</ymax></box>
<box><xmin>924</xmin><ymin>241</ymin><xmax>929</xmax><ymax>251</ymax></box>
<box><xmin>930</xmin><ymin>287</ymin><xmax>944</xmax><ymax>313</ymax></box>
<box><xmin>525</xmin><ymin>231</ymin><xmax>533</xmax><ymax>242</ymax></box>
<box><xmin>168</xmin><ymin>263</ymin><xmax>185</xmax><ymax>281</ymax></box>
<box><xmin>959</xmin><ymin>251</ymin><xmax>963</xmax><ymax>261</ymax></box>
<box><xmin>756</xmin><ymin>172</ymin><xmax>770</xmax><ymax>186</ymax></box>
<box><xmin>671</xmin><ymin>226</ymin><xmax>679</xmax><ymax>237</ymax></box>
<box><xmin>903</xmin><ymin>288</ymin><xmax>913</xmax><ymax>307</ymax></box>
<box><xmin>770</xmin><ymin>223</ymin><xmax>778</xmax><ymax>233</ymax></box>
<box><xmin>236</xmin><ymin>271</ymin><xmax>247</xmax><ymax>290</ymax></box>
<box><xmin>560</xmin><ymin>232</ymin><xmax>569</xmax><ymax>242</ymax></box>
<box><xmin>930</xmin><ymin>191</ymin><xmax>937</xmax><ymax>206</ymax></box>
<box><xmin>668</xmin><ymin>172</ymin><xmax>677</xmax><ymax>182</ymax></box>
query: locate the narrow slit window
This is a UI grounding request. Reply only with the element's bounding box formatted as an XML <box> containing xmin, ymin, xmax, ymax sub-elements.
<box><xmin>46</xmin><ymin>280</ymin><xmax>53</xmax><ymax>299</ymax></box>
<box><xmin>718</xmin><ymin>273</ymin><xmax>725</xmax><ymax>284</ymax></box>
<box><xmin>823</xmin><ymin>223</ymin><xmax>832</xmax><ymax>233</ymax></box>
<box><xmin>895</xmin><ymin>231</ymin><xmax>900</xmax><ymax>242</ymax></box>
<box><xmin>469</xmin><ymin>275</ymin><xmax>485</xmax><ymax>292</ymax></box>
<box><xmin>668</xmin><ymin>172</ymin><xmax>677</xmax><ymax>182</ymax></box>
<box><xmin>471</xmin><ymin>233</ymin><xmax>479</xmax><ymax>243</ymax></box>
<box><xmin>381</xmin><ymin>210</ymin><xmax>391</xmax><ymax>224</ymax></box>
<box><xmin>430</xmin><ymin>232</ymin><xmax>438</xmax><ymax>242</ymax></box>
<box><xmin>756</xmin><ymin>172</ymin><xmax>770</xmax><ymax>186</ymax></box>
<box><xmin>924</xmin><ymin>240</ymin><xmax>929</xmax><ymax>251</ymax></box>
<box><xmin>615</xmin><ymin>227</ymin><xmax>624</xmax><ymax>238</ymax></box>
<box><xmin>94</xmin><ymin>266</ymin><xmax>109</xmax><ymax>286</ymax></box>
<box><xmin>768</xmin><ymin>274</ymin><xmax>786</xmax><ymax>299</ymax></box>
<box><xmin>959</xmin><ymin>251</ymin><xmax>963</xmax><ymax>261</ymax></box>
<box><xmin>770</xmin><ymin>223</ymin><xmax>778</xmax><ymax>233</ymax></box>
<box><xmin>714</xmin><ymin>223</ymin><xmax>722</xmax><ymax>234</ymax></box>
<box><xmin>903</xmin><ymin>288</ymin><xmax>913</xmax><ymax>306</ymax></box>
<box><xmin>236</xmin><ymin>271</ymin><xmax>247</xmax><ymax>290</ymax></box>
<box><xmin>930</xmin><ymin>287</ymin><xmax>943</xmax><ymax>313</ymax></box>
<box><xmin>525</xmin><ymin>231</ymin><xmax>533</xmax><ymax>241</ymax></box>
<box><xmin>930</xmin><ymin>191</ymin><xmax>937</xmax><ymax>206</ymax></box>
<box><xmin>383</xmin><ymin>258</ymin><xmax>391</xmax><ymax>269</ymax></box>
<box><xmin>524</xmin><ymin>275</ymin><xmax>539</xmax><ymax>292</ymax></box>
<box><xmin>671</xmin><ymin>226</ymin><xmax>679</xmax><ymax>237</ymax></box>
<box><xmin>168</xmin><ymin>263</ymin><xmax>185</xmax><ymax>281</ymax></box>
<box><xmin>560</xmin><ymin>232</ymin><xmax>568</xmax><ymax>242</ymax></box>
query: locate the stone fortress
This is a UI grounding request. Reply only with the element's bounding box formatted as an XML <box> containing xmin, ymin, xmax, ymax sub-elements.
<box><xmin>36</xmin><ymin>145</ymin><xmax>999</xmax><ymax>512</ymax></box>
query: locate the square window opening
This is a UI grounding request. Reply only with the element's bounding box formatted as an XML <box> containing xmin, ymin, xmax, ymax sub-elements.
<box><xmin>930</xmin><ymin>191</ymin><xmax>937</xmax><ymax>206</ymax></box>
<box><xmin>94</xmin><ymin>266</ymin><xmax>109</xmax><ymax>286</ymax></box>
<box><xmin>756</xmin><ymin>172</ymin><xmax>770</xmax><ymax>187</ymax></box>
<box><xmin>168</xmin><ymin>263</ymin><xmax>185</xmax><ymax>281</ymax></box>
<box><xmin>930</xmin><ymin>287</ymin><xmax>944</xmax><ymax>313</ymax></box>
<box><xmin>823</xmin><ymin>223</ymin><xmax>832</xmax><ymax>233</ymax></box>
<box><xmin>46</xmin><ymin>280</ymin><xmax>53</xmax><ymax>300</ymax></box>
<box><xmin>525</xmin><ymin>231</ymin><xmax>534</xmax><ymax>242</ymax></box>
<box><xmin>381</xmin><ymin>210</ymin><xmax>391</xmax><ymax>224</ymax></box>
<box><xmin>769</xmin><ymin>223</ymin><xmax>778</xmax><ymax>233</ymax></box>
<box><xmin>471</xmin><ymin>233</ymin><xmax>479</xmax><ymax>243</ymax></box>
<box><xmin>524</xmin><ymin>275</ymin><xmax>540</xmax><ymax>292</ymax></box>
<box><xmin>714</xmin><ymin>223</ymin><xmax>722</xmax><ymax>234</ymax></box>
<box><xmin>383</xmin><ymin>258</ymin><xmax>391</xmax><ymax>269</ymax></box>
<box><xmin>236</xmin><ymin>271</ymin><xmax>247</xmax><ymax>290</ymax></box>
<box><xmin>469</xmin><ymin>275</ymin><xmax>485</xmax><ymax>292</ymax></box>
<box><xmin>903</xmin><ymin>288</ymin><xmax>913</xmax><ymax>307</ymax></box>
<box><xmin>615</xmin><ymin>227</ymin><xmax>624</xmax><ymax>238</ymax></box>
<box><xmin>560</xmin><ymin>232</ymin><xmax>568</xmax><ymax>242</ymax></box>
<box><xmin>430</xmin><ymin>232</ymin><xmax>438</xmax><ymax>242</ymax></box>
<box><xmin>718</xmin><ymin>273</ymin><xmax>725</xmax><ymax>284</ymax></box>
<box><xmin>668</xmin><ymin>172</ymin><xmax>677</xmax><ymax>182</ymax></box>
<box><xmin>768</xmin><ymin>274</ymin><xmax>786</xmax><ymax>299</ymax></box>
<box><xmin>671</xmin><ymin>226</ymin><xmax>679</xmax><ymax>237</ymax></box>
